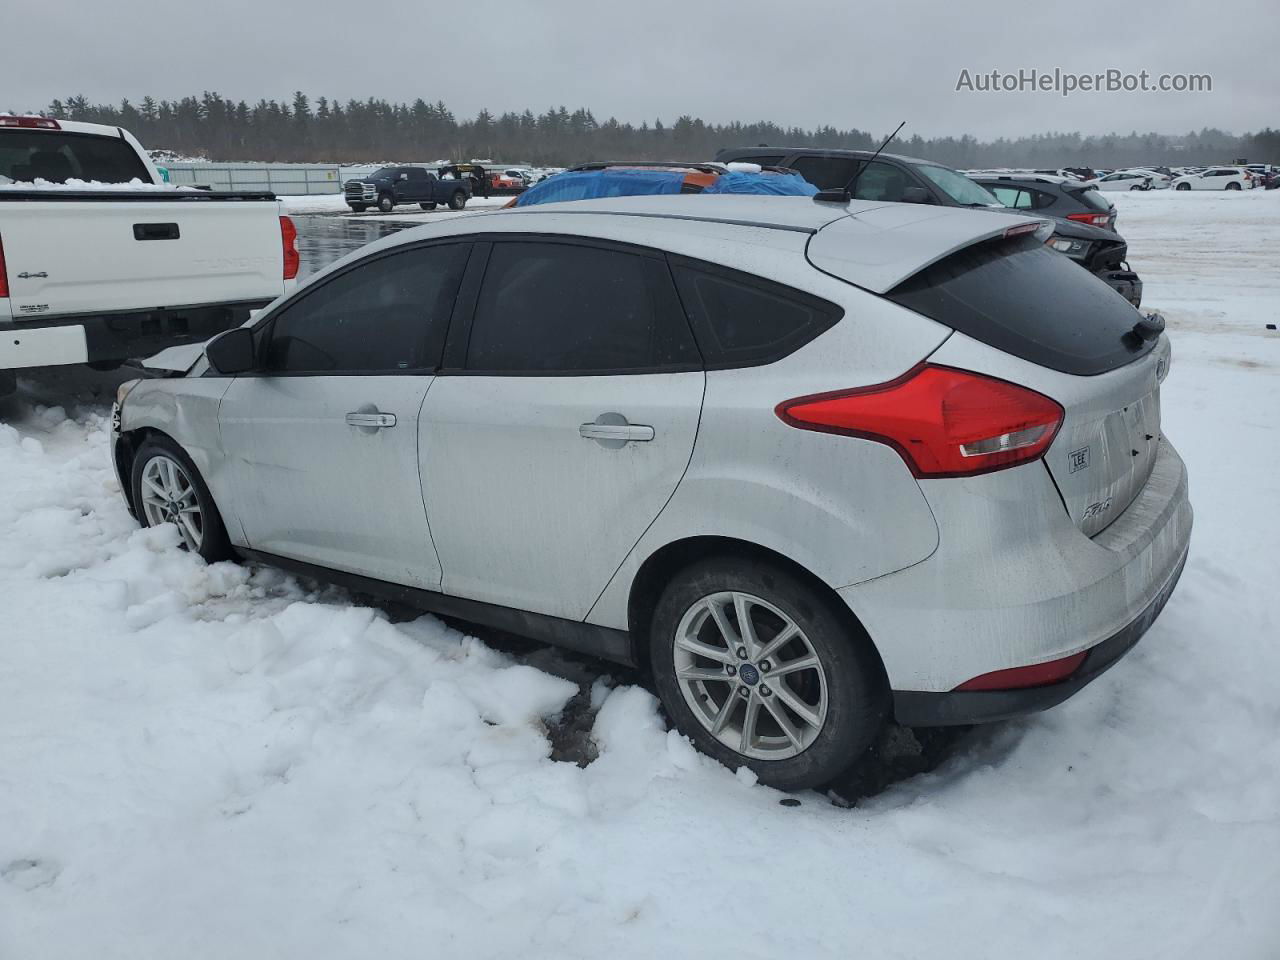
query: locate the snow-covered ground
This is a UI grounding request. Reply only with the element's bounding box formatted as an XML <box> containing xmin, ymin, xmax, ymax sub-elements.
<box><xmin>2</xmin><ymin>190</ymin><xmax>1278</xmax><ymax>959</ymax></box>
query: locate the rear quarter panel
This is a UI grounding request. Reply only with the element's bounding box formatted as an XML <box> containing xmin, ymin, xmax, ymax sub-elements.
<box><xmin>586</xmin><ymin>285</ymin><xmax>953</xmax><ymax>630</ymax></box>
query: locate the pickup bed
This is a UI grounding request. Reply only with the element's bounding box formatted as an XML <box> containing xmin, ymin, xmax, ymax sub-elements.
<box><xmin>0</xmin><ymin>116</ymin><xmax>298</xmax><ymax>391</ymax></box>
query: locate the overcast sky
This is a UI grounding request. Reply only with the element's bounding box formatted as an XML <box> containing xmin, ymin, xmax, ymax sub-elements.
<box><xmin>8</xmin><ymin>0</ymin><xmax>1276</xmax><ymax>140</ymax></box>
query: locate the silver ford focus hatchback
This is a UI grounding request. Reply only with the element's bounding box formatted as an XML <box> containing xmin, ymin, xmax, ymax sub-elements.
<box><xmin>112</xmin><ymin>195</ymin><xmax>1192</xmax><ymax>789</ymax></box>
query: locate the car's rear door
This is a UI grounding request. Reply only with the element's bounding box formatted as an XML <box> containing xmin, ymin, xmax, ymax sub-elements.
<box><xmin>419</xmin><ymin>237</ymin><xmax>705</xmax><ymax>620</ymax></box>
<box><xmin>218</xmin><ymin>241</ymin><xmax>472</xmax><ymax>588</ymax></box>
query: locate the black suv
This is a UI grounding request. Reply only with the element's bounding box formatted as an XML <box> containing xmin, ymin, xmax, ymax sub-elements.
<box><xmin>717</xmin><ymin>147</ymin><xmax>1141</xmax><ymax>307</ymax></box>
<box><xmin>969</xmin><ymin>174</ymin><xmax>1140</xmax><ymax>307</ymax></box>
<box><xmin>714</xmin><ymin>147</ymin><xmax>1002</xmax><ymax>206</ymax></box>
<box><xmin>343</xmin><ymin>166</ymin><xmax>472</xmax><ymax>213</ymax></box>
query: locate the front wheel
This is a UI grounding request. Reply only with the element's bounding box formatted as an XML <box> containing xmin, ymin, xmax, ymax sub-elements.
<box><xmin>1176</xmin><ymin>182</ymin><xmax>1191</xmax><ymax>191</ymax></box>
<box><xmin>649</xmin><ymin>557</ymin><xmax>886</xmax><ymax>791</ymax></box>
<box><xmin>420</xmin><ymin>201</ymin><xmax>437</xmax><ymax>210</ymax></box>
<box><xmin>377</xmin><ymin>193</ymin><xmax>395</xmax><ymax>212</ymax></box>
<box><xmin>349</xmin><ymin>203</ymin><xmax>367</xmax><ymax>212</ymax></box>
<box><xmin>130</xmin><ymin>436</ymin><xmax>233</xmax><ymax>563</ymax></box>
<box><xmin>448</xmin><ymin>191</ymin><xmax>467</xmax><ymax>210</ymax></box>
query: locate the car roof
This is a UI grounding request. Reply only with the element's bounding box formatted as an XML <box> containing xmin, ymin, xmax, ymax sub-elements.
<box><xmin>969</xmin><ymin>173</ymin><xmax>1073</xmax><ymax>186</ymax></box>
<box><xmin>719</xmin><ymin>146</ymin><xmax>937</xmax><ymax>166</ymax></box>
<box><xmin>320</xmin><ymin>194</ymin><xmax>1043</xmax><ymax>297</ymax></box>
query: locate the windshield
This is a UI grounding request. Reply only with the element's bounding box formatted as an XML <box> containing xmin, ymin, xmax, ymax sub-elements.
<box><xmin>0</xmin><ymin>130</ymin><xmax>151</xmax><ymax>184</ymax></box>
<box><xmin>916</xmin><ymin>163</ymin><xmax>1001</xmax><ymax>206</ymax></box>
<box><xmin>1076</xmin><ymin>186</ymin><xmax>1112</xmax><ymax>212</ymax></box>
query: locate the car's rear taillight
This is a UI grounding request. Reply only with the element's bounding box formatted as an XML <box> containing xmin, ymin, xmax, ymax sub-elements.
<box><xmin>777</xmin><ymin>364</ymin><xmax>1065</xmax><ymax>478</ymax></box>
<box><xmin>954</xmin><ymin>650</ymin><xmax>1088</xmax><ymax>691</ymax></box>
<box><xmin>0</xmin><ymin>235</ymin><xmax>8</xmax><ymax>298</ymax></box>
<box><xmin>279</xmin><ymin>215</ymin><xmax>299</xmax><ymax>280</ymax></box>
<box><xmin>1067</xmin><ymin>212</ymin><xmax>1112</xmax><ymax>227</ymax></box>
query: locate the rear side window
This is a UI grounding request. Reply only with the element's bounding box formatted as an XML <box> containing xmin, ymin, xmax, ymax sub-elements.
<box><xmin>887</xmin><ymin>235</ymin><xmax>1151</xmax><ymax>376</ymax></box>
<box><xmin>0</xmin><ymin>131</ymin><xmax>151</xmax><ymax>183</ymax></box>
<box><xmin>466</xmin><ymin>242</ymin><xmax>699</xmax><ymax>373</ymax></box>
<box><xmin>264</xmin><ymin>243</ymin><xmax>470</xmax><ymax>373</ymax></box>
<box><xmin>671</xmin><ymin>260</ymin><xmax>843</xmax><ymax>368</ymax></box>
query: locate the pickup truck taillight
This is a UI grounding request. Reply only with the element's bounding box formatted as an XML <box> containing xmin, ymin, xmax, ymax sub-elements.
<box><xmin>280</xmin><ymin>216</ymin><xmax>300</xmax><ymax>280</ymax></box>
<box><xmin>0</xmin><ymin>235</ymin><xmax>8</xmax><ymax>298</ymax></box>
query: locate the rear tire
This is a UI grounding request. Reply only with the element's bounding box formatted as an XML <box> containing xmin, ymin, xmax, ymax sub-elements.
<box><xmin>1226</xmin><ymin>181</ymin><xmax>1241</xmax><ymax>190</ymax></box>
<box><xmin>130</xmin><ymin>435</ymin><xmax>234</xmax><ymax>563</ymax></box>
<box><xmin>448</xmin><ymin>191</ymin><xmax>467</xmax><ymax>210</ymax></box>
<box><xmin>377</xmin><ymin>193</ymin><xmax>395</xmax><ymax>212</ymax></box>
<box><xmin>649</xmin><ymin>556</ymin><xmax>887</xmax><ymax>791</ymax></box>
<box><xmin>420</xmin><ymin>201</ymin><xmax>437</xmax><ymax>210</ymax></box>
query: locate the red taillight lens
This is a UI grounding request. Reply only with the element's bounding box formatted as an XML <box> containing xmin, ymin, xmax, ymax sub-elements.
<box><xmin>954</xmin><ymin>650</ymin><xmax>1088</xmax><ymax>691</ymax></box>
<box><xmin>0</xmin><ymin>116</ymin><xmax>60</xmax><ymax>129</ymax></box>
<box><xmin>279</xmin><ymin>215</ymin><xmax>299</xmax><ymax>280</ymax></box>
<box><xmin>1067</xmin><ymin>212</ymin><xmax>1111</xmax><ymax>227</ymax></box>
<box><xmin>777</xmin><ymin>364</ymin><xmax>1065</xmax><ymax>478</ymax></box>
<box><xmin>0</xmin><ymin>235</ymin><xmax>9</xmax><ymax>298</ymax></box>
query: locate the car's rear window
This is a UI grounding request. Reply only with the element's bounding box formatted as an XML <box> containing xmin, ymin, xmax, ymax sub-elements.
<box><xmin>1074</xmin><ymin>186</ymin><xmax>1112</xmax><ymax>212</ymax></box>
<box><xmin>0</xmin><ymin>131</ymin><xmax>151</xmax><ymax>184</ymax></box>
<box><xmin>887</xmin><ymin>235</ymin><xmax>1152</xmax><ymax>376</ymax></box>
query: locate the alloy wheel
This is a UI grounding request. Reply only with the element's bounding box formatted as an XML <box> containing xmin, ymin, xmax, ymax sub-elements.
<box><xmin>673</xmin><ymin>591</ymin><xmax>829</xmax><ymax>761</ymax></box>
<box><xmin>139</xmin><ymin>455</ymin><xmax>204</xmax><ymax>551</ymax></box>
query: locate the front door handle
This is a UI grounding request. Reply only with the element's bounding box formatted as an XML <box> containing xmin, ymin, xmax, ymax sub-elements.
<box><xmin>579</xmin><ymin>413</ymin><xmax>655</xmax><ymax>448</ymax></box>
<box><xmin>346</xmin><ymin>412</ymin><xmax>396</xmax><ymax>428</ymax></box>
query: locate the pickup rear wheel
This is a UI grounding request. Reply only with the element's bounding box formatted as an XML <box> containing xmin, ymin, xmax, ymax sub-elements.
<box><xmin>448</xmin><ymin>191</ymin><xmax>467</xmax><ymax>210</ymax></box>
<box><xmin>130</xmin><ymin>436</ymin><xmax>233</xmax><ymax>563</ymax></box>
<box><xmin>420</xmin><ymin>201</ymin><xmax>437</xmax><ymax>210</ymax></box>
<box><xmin>377</xmin><ymin>193</ymin><xmax>395</xmax><ymax>212</ymax></box>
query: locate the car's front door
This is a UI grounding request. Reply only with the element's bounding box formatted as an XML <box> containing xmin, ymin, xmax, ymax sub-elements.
<box><xmin>420</xmin><ymin>238</ymin><xmax>705</xmax><ymax>620</ymax></box>
<box><xmin>218</xmin><ymin>242</ymin><xmax>473</xmax><ymax>588</ymax></box>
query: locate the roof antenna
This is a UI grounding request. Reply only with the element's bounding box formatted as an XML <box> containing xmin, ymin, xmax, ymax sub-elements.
<box><xmin>814</xmin><ymin>120</ymin><xmax>906</xmax><ymax>203</ymax></box>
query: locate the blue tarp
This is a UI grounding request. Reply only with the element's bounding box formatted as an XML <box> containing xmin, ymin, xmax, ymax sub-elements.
<box><xmin>514</xmin><ymin>169</ymin><xmax>686</xmax><ymax>206</ymax></box>
<box><xmin>702</xmin><ymin>171</ymin><xmax>818</xmax><ymax>196</ymax></box>
<box><xmin>514</xmin><ymin>167</ymin><xmax>819</xmax><ymax>206</ymax></box>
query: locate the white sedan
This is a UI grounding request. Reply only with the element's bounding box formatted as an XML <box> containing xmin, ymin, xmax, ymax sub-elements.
<box><xmin>1094</xmin><ymin>171</ymin><xmax>1154</xmax><ymax>192</ymax></box>
<box><xmin>1171</xmin><ymin>167</ymin><xmax>1254</xmax><ymax>191</ymax></box>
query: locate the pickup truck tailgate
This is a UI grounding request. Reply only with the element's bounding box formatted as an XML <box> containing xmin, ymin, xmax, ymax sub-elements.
<box><xmin>3</xmin><ymin>196</ymin><xmax>285</xmax><ymax>319</ymax></box>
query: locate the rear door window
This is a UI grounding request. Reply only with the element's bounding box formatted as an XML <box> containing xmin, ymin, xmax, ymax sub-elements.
<box><xmin>887</xmin><ymin>235</ymin><xmax>1152</xmax><ymax>376</ymax></box>
<box><xmin>0</xmin><ymin>131</ymin><xmax>151</xmax><ymax>183</ymax></box>
<box><xmin>670</xmin><ymin>259</ymin><xmax>843</xmax><ymax>368</ymax></box>
<box><xmin>465</xmin><ymin>241</ymin><xmax>699</xmax><ymax>373</ymax></box>
<box><xmin>790</xmin><ymin>156</ymin><xmax>861</xmax><ymax>190</ymax></box>
<box><xmin>852</xmin><ymin>161</ymin><xmax>914</xmax><ymax>202</ymax></box>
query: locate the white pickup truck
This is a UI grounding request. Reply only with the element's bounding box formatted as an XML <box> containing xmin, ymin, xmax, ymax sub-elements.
<box><xmin>0</xmin><ymin>116</ymin><xmax>298</xmax><ymax>392</ymax></box>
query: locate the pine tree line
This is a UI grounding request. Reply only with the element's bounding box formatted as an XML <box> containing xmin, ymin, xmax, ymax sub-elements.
<box><xmin>33</xmin><ymin>92</ymin><xmax>1280</xmax><ymax>168</ymax></box>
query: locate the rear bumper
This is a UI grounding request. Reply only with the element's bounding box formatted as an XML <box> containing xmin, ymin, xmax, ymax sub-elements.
<box><xmin>892</xmin><ymin>545</ymin><xmax>1187</xmax><ymax>725</ymax></box>
<box><xmin>841</xmin><ymin>437</ymin><xmax>1192</xmax><ymax>697</ymax></box>
<box><xmin>0</xmin><ymin>299</ymin><xmax>271</xmax><ymax>370</ymax></box>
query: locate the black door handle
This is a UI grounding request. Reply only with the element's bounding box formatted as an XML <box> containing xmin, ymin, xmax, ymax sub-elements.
<box><xmin>133</xmin><ymin>222</ymin><xmax>181</xmax><ymax>241</ymax></box>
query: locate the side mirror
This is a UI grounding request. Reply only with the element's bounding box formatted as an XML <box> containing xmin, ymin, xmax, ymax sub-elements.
<box><xmin>205</xmin><ymin>327</ymin><xmax>256</xmax><ymax>375</ymax></box>
<box><xmin>902</xmin><ymin>186</ymin><xmax>931</xmax><ymax>204</ymax></box>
